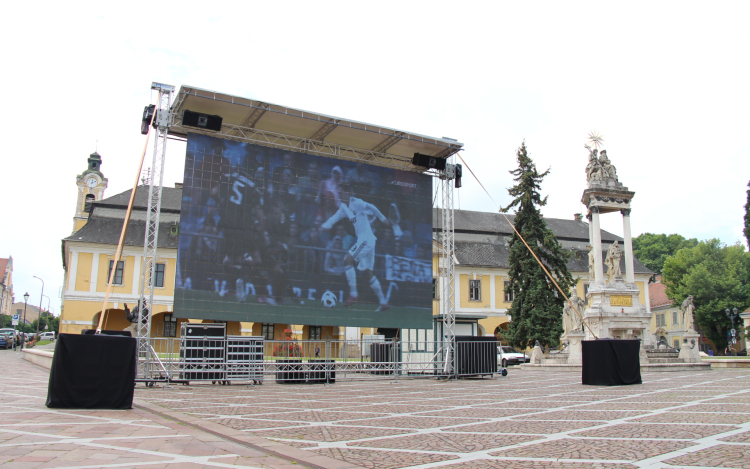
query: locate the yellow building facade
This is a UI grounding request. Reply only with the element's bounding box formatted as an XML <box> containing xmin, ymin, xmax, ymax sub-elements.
<box><xmin>61</xmin><ymin>154</ymin><xmax>653</xmax><ymax>346</ymax></box>
<box><xmin>434</xmin><ymin>209</ymin><xmax>652</xmax><ymax>343</ymax></box>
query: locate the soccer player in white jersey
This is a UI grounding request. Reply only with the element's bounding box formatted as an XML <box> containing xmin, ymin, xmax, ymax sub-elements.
<box><xmin>321</xmin><ymin>183</ymin><xmax>391</xmax><ymax>312</ymax></box>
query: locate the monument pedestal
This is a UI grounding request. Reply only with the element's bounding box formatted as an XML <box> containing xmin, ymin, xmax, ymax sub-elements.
<box><xmin>678</xmin><ymin>332</ymin><xmax>702</xmax><ymax>363</ymax></box>
<box><xmin>584</xmin><ymin>280</ymin><xmax>653</xmax><ymax>348</ymax></box>
<box><xmin>565</xmin><ymin>331</ymin><xmax>585</xmax><ymax>364</ymax></box>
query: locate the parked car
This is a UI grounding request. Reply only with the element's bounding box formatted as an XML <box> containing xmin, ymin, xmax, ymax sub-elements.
<box><xmin>40</xmin><ymin>332</ymin><xmax>55</xmax><ymax>341</ymax></box>
<box><xmin>0</xmin><ymin>333</ymin><xmax>8</xmax><ymax>349</ymax></box>
<box><xmin>497</xmin><ymin>345</ymin><xmax>529</xmax><ymax>367</ymax></box>
<box><xmin>0</xmin><ymin>329</ymin><xmax>20</xmax><ymax>346</ymax></box>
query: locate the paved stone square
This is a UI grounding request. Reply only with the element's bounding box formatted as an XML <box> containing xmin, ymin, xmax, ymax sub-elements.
<box><xmin>4</xmin><ymin>350</ymin><xmax>750</xmax><ymax>468</ymax></box>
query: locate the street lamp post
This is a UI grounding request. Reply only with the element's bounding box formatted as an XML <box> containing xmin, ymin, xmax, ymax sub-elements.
<box><xmin>726</xmin><ymin>307</ymin><xmax>739</xmax><ymax>356</ymax></box>
<box><xmin>21</xmin><ymin>292</ymin><xmax>29</xmax><ymax>350</ymax></box>
<box><xmin>41</xmin><ymin>294</ymin><xmax>52</xmax><ymax>331</ymax></box>
<box><xmin>33</xmin><ymin>276</ymin><xmax>44</xmax><ymax>339</ymax></box>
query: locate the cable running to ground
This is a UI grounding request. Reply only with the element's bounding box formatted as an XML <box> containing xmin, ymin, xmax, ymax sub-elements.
<box><xmin>455</xmin><ymin>152</ymin><xmax>596</xmax><ymax>339</ymax></box>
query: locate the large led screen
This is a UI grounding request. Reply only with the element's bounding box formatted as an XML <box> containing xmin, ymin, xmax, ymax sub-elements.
<box><xmin>174</xmin><ymin>134</ymin><xmax>434</xmax><ymax>329</ymax></box>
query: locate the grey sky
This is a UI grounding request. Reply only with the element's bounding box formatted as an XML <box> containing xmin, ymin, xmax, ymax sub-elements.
<box><xmin>2</xmin><ymin>1</ymin><xmax>748</xmax><ymax>315</ymax></box>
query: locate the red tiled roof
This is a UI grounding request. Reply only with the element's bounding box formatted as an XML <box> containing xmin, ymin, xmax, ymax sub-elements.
<box><xmin>649</xmin><ymin>279</ymin><xmax>673</xmax><ymax>308</ymax></box>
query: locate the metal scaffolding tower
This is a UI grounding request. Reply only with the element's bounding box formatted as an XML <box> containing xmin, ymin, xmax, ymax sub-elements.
<box><xmin>439</xmin><ymin>159</ymin><xmax>457</xmax><ymax>373</ymax></box>
<box><xmin>136</xmin><ymin>82</ymin><xmax>174</xmax><ymax>379</ymax></box>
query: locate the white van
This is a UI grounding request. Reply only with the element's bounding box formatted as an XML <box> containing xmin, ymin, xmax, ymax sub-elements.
<box><xmin>40</xmin><ymin>332</ymin><xmax>56</xmax><ymax>341</ymax></box>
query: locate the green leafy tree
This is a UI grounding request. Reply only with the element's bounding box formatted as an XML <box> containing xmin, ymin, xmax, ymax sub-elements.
<box><xmin>632</xmin><ymin>233</ymin><xmax>698</xmax><ymax>277</ymax></box>
<box><xmin>30</xmin><ymin>312</ymin><xmax>59</xmax><ymax>335</ymax></box>
<box><xmin>662</xmin><ymin>239</ymin><xmax>749</xmax><ymax>352</ymax></box>
<box><xmin>745</xmin><ymin>181</ymin><xmax>750</xmax><ymax>304</ymax></box>
<box><xmin>0</xmin><ymin>315</ymin><xmax>12</xmax><ymax>328</ymax></box>
<box><xmin>500</xmin><ymin>142</ymin><xmax>573</xmax><ymax>349</ymax></box>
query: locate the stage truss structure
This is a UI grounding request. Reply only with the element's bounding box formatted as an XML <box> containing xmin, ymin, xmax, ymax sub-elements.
<box><xmin>136</xmin><ymin>82</ymin><xmax>174</xmax><ymax>380</ymax></box>
<box><xmin>439</xmin><ymin>164</ymin><xmax>456</xmax><ymax>373</ymax></box>
<box><xmin>134</xmin><ymin>83</ymin><xmax>460</xmax><ymax>379</ymax></box>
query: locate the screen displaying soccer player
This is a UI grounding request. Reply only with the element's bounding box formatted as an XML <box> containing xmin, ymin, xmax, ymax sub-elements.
<box><xmin>175</xmin><ymin>134</ymin><xmax>433</xmax><ymax>329</ymax></box>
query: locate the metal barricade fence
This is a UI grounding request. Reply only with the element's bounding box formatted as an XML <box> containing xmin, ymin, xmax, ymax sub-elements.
<box><xmin>454</xmin><ymin>339</ymin><xmax>499</xmax><ymax>378</ymax></box>
<box><xmin>135</xmin><ymin>338</ymin><xmax>501</xmax><ymax>385</ymax></box>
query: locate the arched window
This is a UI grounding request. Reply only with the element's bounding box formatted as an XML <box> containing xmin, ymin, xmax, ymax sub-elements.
<box><xmin>84</xmin><ymin>194</ymin><xmax>95</xmax><ymax>213</ymax></box>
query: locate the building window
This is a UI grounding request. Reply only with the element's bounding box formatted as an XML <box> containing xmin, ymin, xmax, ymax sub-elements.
<box><xmin>108</xmin><ymin>260</ymin><xmax>124</xmax><ymax>285</ymax></box>
<box><xmin>154</xmin><ymin>263</ymin><xmax>166</xmax><ymax>288</ymax></box>
<box><xmin>432</xmin><ymin>278</ymin><xmax>438</xmax><ymax>299</ymax></box>
<box><xmin>84</xmin><ymin>194</ymin><xmax>95</xmax><ymax>213</ymax></box>
<box><xmin>672</xmin><ymin>311</ymin><xmax>678</xmax><ymax>326</ymax></box>
<box><xmin>656</xmin><ymin>314</ymin><xmax>666</xmax><ymax>327</ymax></box>
<box><xmin>469</xmin><ymin>279</ymin><xmax>481</xmax><ymax>301</ymax></box>
<box><xmin>583</xmin><ymin>283</ymin><xmax>590</xmax><ymax>296</ymax></box>
<box><xmin>262</xmin><ymin>323</ymin><xmax>274</xmax><ymax>340</ymax></box>
<box><xmin>163</xmin><ymin>313</ymin><xmax>176</xmax><ymax>337</ymax></box>
<box><xmin>503</xmin><ymin>281</ymin><xmax>515</xmax><ymax>303</ymax></box>
<box><xmin>309</xmin><ymin>326</ymin><xmax>322</xmax><ymax>340</ymax></box>
<box><xmin>674</xmin><ymin>339</ymin><xmax>680</xmax><ymax>349</ymax></box>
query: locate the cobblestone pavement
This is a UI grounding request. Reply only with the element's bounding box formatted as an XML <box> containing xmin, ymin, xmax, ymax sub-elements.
<box><xmin>0</xmin><ymin>352</ymin><xmax>358</xmax><ymax>469</ymax></box>
<box><xmin>6</xmin><ymin>350</ymin><xmax>750</xmax><ymax>469</ymax></box>
<box><xmin>134</xmin><ymin>366</ymin><xmax>750</xmax><ymax>469</ymax></box>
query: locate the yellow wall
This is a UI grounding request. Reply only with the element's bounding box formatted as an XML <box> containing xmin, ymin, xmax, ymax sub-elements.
<box><xmin>459</xmin><ymin>274</ymin><xmax>490</xmax><ymax>308</ymax></box>
<box><xmin>74</xmin><ymin>219</ymin><xmax>87</xmax><ymax>232</ymax></box>
<box><xmin>74</xmin><ymin>253</ymin><xmax>93</xmax><ymax>291</ymax></box>
<box><xmin>495</xmin><ymin>276</ymin><xmax>511</xmax><ymax>308</ymax></box>
<box><xmin>479</xmin><ymin>316</ymin><xmax>509</xmax><ymax>337</ymax></box>
<box><xmin>96</xmin><ymin>254</ymin><xmax>135</xmax><ymax>294</ymax></box>
<box><xmin>635</xmin><ymin>281</ymin><xmax>646</xmax><ymax>305</ymax></box>
<box><xmin>575</xmin><ymin>279</ymin><xmax>586</xmax><ymax>298</ymax></box>
<box><xmin>158</xmin><ymin>258</ymin><xmax>176</xmax><ymax>296</ymax></box>
<box><xmin>250</xmin><ymin>323</ymin><xmax>292</xmax><ymax>339</ymax></box>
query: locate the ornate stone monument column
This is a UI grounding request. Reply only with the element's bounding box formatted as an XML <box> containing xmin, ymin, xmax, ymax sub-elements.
<box><xmin>621</xmin><ymin>209</ymin><xmax>635</xmax><ymax>283</ymax></box>
<box><xmin>590</xmin><ymin>207</ymin><xmax>604</xmax><ymax>284</ymax></box>
<box><xmin>579</xmin><ymin>140</ymin><xmax>653</xmax><ymax>349</ymax></box>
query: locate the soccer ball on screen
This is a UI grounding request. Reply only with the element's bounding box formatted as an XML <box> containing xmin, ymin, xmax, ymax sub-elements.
<box><xmin>321</xmin><ymin>291</ymin><xmax>337</xmax><ymax>308</ymax></box>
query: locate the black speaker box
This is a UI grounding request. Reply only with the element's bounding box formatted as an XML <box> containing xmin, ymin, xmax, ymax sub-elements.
<box><xmin>81</xmin><ymin>329</ymin><xmax>132</xmax><ymax>337</ymax></box>
<box><xmin>184</xmin><ymin>323</ymin><xmax>227</xmax><ymax>338</ymax></box>
<box><xmin>182</xmin><ymin>110</ymin><xmax>223</xmax><ymax>131</ymax></box>
<box><xmin>412</xmin><ymin>153</ymin><xmax>447</xmax><ymax>170</ymax></box>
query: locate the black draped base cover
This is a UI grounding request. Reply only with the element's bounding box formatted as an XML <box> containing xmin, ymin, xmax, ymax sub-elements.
<box><xmin>581</xmin><ymin>339</ymin><xmax>642</xmax><ymax>386</ymax></box>
<box><xmin>46</xmin><ymin>333</ymin><xmax>137</xmax><ymax>409</ymax></box>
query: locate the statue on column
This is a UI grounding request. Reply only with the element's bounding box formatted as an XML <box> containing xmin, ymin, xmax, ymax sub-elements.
<box><xmin>681</xmin><ymin>295</ymin><xmax>696</xmax><ymax>333</ymax></box>
<box><xmin>563</xmin><ymin>288</ymin><xmax>586</xmax><ymax>336</ymax></box>
<box><xmin>585</xmin><ymin>145</ymin><xmax>619</xmax><ymax>186</ymax></box>
<box><xmin>585</xmin><ymin>145</ymin><xmax>603</xmax><ymax>182</ymax></box>
<box><xmin>599</xmin><ymin>150</ymin><xmax>618</xmax><ymax>181</ymax></box>
<box><xmin>587</xmin><ymin>244</ymin><xmax>596</xmax><ymax>281</ymax></box>
<box><xmin>605</xmin><ymin>241</ymin><xmax>623</xmax><ymax>283</ymax></box>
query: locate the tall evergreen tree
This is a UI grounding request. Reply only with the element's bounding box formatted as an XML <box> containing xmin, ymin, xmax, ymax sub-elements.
<box><xmin>744</xmin><ymin>180</ymin><xmax>750</xmax><ymax>250</ymax></box>
<box><xmin>500</xmin><ymin>142</ymin><xmax>573</xmax><ymax>349</ymax></box>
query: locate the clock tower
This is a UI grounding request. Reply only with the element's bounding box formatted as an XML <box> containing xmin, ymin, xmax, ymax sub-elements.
<box><xmin>73</xmin><ymin>151</ymin><xmax>109</xmax><ymax>233</ymax></box>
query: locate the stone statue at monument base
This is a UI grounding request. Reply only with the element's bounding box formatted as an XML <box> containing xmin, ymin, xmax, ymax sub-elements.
<box><xmin>681</xmin><ymin>295</ymin><xmax>696</xmax><ymax>333</ymax></box>
<box><xmin>605</xmin><ymin>241</ymin><xmax>623</xmax><ymax>283</ymax></box>
<box><xmin>562</xmin><ymin>288</ymin><xmax>586</xmax><ymax>338</ymax></box>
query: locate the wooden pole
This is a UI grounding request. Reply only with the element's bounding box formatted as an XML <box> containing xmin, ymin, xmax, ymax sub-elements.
<box><xmin>97</xmin><ymin>93</ymin><xmax>161</xmax><ymax>332</ymax></box>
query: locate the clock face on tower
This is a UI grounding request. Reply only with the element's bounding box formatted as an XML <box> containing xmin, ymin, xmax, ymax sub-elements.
<box><xmin>86</xmin><ymin>177</ymin><xmax>97</xmax><ymax>188</ymax></box>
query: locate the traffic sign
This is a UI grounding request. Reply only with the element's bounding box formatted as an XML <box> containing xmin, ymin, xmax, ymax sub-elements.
<box><xmin>731</xmin><ymin>328</ymin><xmax>736</xmax><ymax>337</ymax></box>
<box><xmin>11</xmin><ymin>314</ymin><xmax>19</xmax><ymax>326</ymax></box>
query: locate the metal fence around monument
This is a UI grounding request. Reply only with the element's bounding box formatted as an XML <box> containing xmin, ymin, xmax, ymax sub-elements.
<box><xmin>136</xmin><ymin>338</ymin><xmax>503</xmax><ymax>386</ymax></box>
